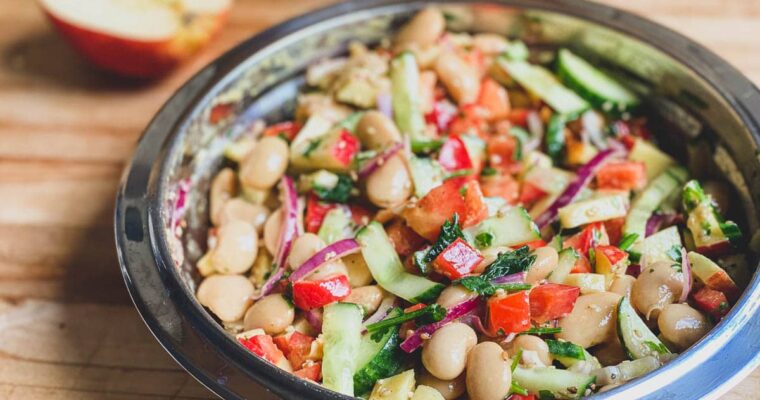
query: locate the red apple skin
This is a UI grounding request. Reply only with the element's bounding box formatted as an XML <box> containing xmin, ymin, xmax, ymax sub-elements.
<box><xmin>43</xmin><ymin>9</ymin><xmax>228</xmax><ymax>78</ymax></box>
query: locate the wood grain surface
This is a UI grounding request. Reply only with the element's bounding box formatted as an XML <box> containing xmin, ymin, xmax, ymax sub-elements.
<box><xmin>0</xmin><ymin>0</ymin><xmax>757</xmax><ymax>398</ymax></box>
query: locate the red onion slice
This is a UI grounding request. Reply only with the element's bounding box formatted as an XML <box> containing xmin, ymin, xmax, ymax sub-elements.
<box><xmin>254</xmin><ymin>176</ymin><xmax>298</xmax><ymax>299</ymax></box>
<box><xmin>460</xmin><ymin>314</ymin><xmax>495</xmax><ymax>337</ymax></box>
<box><xmin>363</xmin><ymin>296</ymin><xmax>399</xmax><ymax>329</ymax></box>
<box><xmin>377</xmin><ymin>92</ymin><xmax>393</xmax><ymax>119</ymax></box>
<box><xmin>645</xmin><ymin>212</ymin><xmax>681</xmax><ymax>237</ymax></box>
<box><xmin>534</xmin><ymin>149</ymin><xmax>623</xmax><ymax>228</ymax></box>
<box><xmin>304</xmin><ymin>308</ymin><xmax>323</xmax><ymax>332</ymax></box>
<box><xmin>399</xmin><ymin>297</ymin><xmax>481</xmax><ymax>353</ymax></box>
<box><xmin>526</xmin><ymin>110</ymin><xmax>544</xmax><ymax>153</ymax></box>
<box><xmin>491</xmin><ymin>272</ymin><xmax>527</xmax><ymax>284</ymax></box>
<box><xmin>289</xmin><ymin>238</ymin><xmax>361</xmax><ymax>282</ymax></box>
<box><xmin>679</xmin><ymin>247</ymin><xmax>692</xmax><ymax>303</ymax></box>
<box><xmin>358</xmin><ymin>142</ymin><xmax>404</xmax><ymax>179</ymax></box>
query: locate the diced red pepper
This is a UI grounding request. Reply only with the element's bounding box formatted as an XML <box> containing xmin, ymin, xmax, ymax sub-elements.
<box><xmin>477</xmin><ymin>78</ymin><xmax>510</xmax><ymax>121</ymax></box>
<box><xmin>563</xmin><ymin>222</ymin><xmax>609</xmax><ymax>257</ymax></box>
<box><xmin>571</xmin><ymin>254</ymin><xmax>592</xmax><ymax>274</ymax></box>
<box><xmin>529</xmin><ymin>283</ymin><xmax>581</xmax><ymax>323</ymax></box>
<box><xmin>273</xmin><ymin>331</ymin><xmax>315</xmax><ymax>369</ymax></box>
<box><xmin>487</xmin><ymin>134</ymin><xmax>519</xmax><ymax>169</ymax></box>
<box><xmin>294</xmin><ymin>362</ymin><xmax>322</xmax><ymax>381</ymax></box>
<box><xmin>507</xmin><ymin>108</ymin><xmax>530</xmax><ymax>126</ymax></box>
<box><xmin>386</xmin><ymin>219</ymin><xmax>427</xmax><ymax>257</ymax></box>
<box><xmin>263</xmin><ymin>121</ymin><xmax>301</xmax><ymax>141</ymax></box>
<box><xmin>620</xmin><ymin>134</ymin><xmax>637</xmax><ymax>150</ymax></box>
<box><xmin>480</xmin><ymin>173</ymin><xmax>520</xmax><ymax>204</ymax></box>
<box><xmin>292</xmin><ymin>275</ymin><xmax>351</xmax><ymax>311</ymax></box>
<box><xmin>209</xmin><ymin>102</ymin><xmax>235</xmax><ymax>124</ymax></box>
<box><xmin>487</xmin><ymin>291</ymin><xmax>531</xmax><ymax>334</ymax></box>
<box><xmin>462</xmin><ymin>181</ymin><xmax>489</xmax><ymax>227</ymax></box>
<box><xmin>519</xmin><ymin>182</ymin><xmax>547</xmax><ymax>205</ymax></box>
<box><xmin>604</xmin><ymin>217</ymin><xmax>626</xmax><ymax>247</ymax></box>
<box><xmin>596</xmin><ymin>161</ymin><xmax>647</xmax><ymax>191</ymax></box>
<box><xmin>239</xmin><ymin>334</ymin><xmax>284</xmax><ymax>364</ymax></box>
<box><xmin>330</xmin><ymin>129</ymin><xmax>360</xmax><ymax>167</ymax></box>
<box><xmin>305</xmin><ymin>194</ymin><xmax>336</xmax><ymax>233</ymax></box>
<box><xmin>516</xmin><ymin>239</ymin><xmax>547</xmax><ymax>251</ymax></box>
<box><xmin>692</xmin><ymin>286</ymin><xmax>730</xmax><ymax>320</ymax></box>
<box><xmin>425</xmin><ymin>100</ymin><xmax>458</xmax><ymax>132</ymax></box>
<box><xmin>404</xmin><ymin>303</ymin><xmax>427</xmax><ymax>313</ymax></box>
<box><xmin>439</xmin><ymin>135</ymin><xmax>474</xmax><ymax>172</ymax></box>
<box><xmin>509</xmin><ymin>395</ymin><xmax>537</xmax><ymax>400</ymax></box>
<box><xmin>349</xmin><ymin>203</ymin><xmax>374</xmax><ymax>227</ymax></box>
<box><xmin>403</xmin><ymin>180</ymin><xmax>468</xmax><ymax>241</ymax></box>
<box><xmin>432</xmin><ymin>238</ymin><xmax>484</xmax><ymax>279</ymax></box>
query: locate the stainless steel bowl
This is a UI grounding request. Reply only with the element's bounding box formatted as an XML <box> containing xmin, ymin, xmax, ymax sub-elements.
<box><xmin>115</xmin><ymin>1</ymin><xmax>760</xmax><ymax>398</ymax></box>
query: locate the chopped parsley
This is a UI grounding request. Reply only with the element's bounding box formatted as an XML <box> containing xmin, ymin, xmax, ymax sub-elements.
<box><xmin>666</xmin><ymin>245</ymin><xmax>683</xmax><ymax>263</ymax></box>
<box><xmin>519</xmin><ymin>326</ymin><xmax>563</xmax><ymax>336</ymax></box>
<box><xmin>366</xmin><ymin>304</ymin><xmax>446</xmax><ymax>342</ymax></box>
<box><xmin>480</xmin><ymin>167</ymin><xmax>498</xmax><ymax>177</ymax></box>
<box><xmin>302</xmin><ymin>138</ymin><xmax>322</xmax><ymax>157</ymax></box>
<box><xmin>619</xmin><ymin>233</ymin><xmax>638</xmax><ymax>251</ymax></box>
<box><xmin>313</xmin><ymin>173</ymin><xmax>353</xmax><ymax>203</ymax></box>
<box><xmin>456</xmin><ymin>246</ymin><xmax>535</xmax><ymax>296</ymax></box>
<box><xmin>413</xmin><ymin>214</ymin><xmax>465</xmax><ymax>271</ymax></box>
<box><xmin>475</xmin><ymin>232</ymin><xmax>494</xmax><ymax>248</ymax></box>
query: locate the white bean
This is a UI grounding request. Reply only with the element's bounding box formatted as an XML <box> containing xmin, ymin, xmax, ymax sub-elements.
<box><xmin>422</xmin><ymin>323</ymin><xmax>478</xmax><ymax>380</ymax></box>
<box><xmin>466</xmin><ymin>342</ymin><xmax>512</xmax><ymax>400</ymax></box>
<box><xmin>657</xmin><ymin>303</ymin><xmax>711</xmax><ymax>351</ymax></box>
<box><xmin>211</xmin><ymin>220</ymin><xmax>258</xmax><ymax>274</ymax></box>
<box><xmin>197</xmin><ymin>275</ymin><xmax>254</xmax><ymax>322</ymax></box>
<box><xmin>210</xmin><ymin>168</ymin><xmax>237</xmax><ymax>226</ymax></box>
<box><xmin>243</xmin><ymin>294</ymin><xmax>295</xmax><ymax>335</ymax></box>
<box><xmin>366</xmin><ymin>154</ymin><xmax>412</xmax><ymax>208</ymax></box>
<box><xmin>557</xmin><ymin>292</ymin><xmax>622</xmax><ymax>348</ymax></box>
<box><xmin>526</xmin><ymin>246</ymin><xmax>559</xmax><ymax>284</ymax></box>
<box><xmin>240</xmin><ymin>136</ymin><xmax>289</xmax><ymax>190</ymax></box>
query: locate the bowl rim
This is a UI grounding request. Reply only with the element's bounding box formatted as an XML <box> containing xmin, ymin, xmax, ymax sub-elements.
<box><xmin>115</xmin><ymin>1</ymin><xmax>760</xmax><ymax>399</ymax></box>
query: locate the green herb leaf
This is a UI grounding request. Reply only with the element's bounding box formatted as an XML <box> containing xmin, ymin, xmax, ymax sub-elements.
<box><xmin>422</xmin><ymin>214</ymin><xmax>465</xmax><ymax>265</ymax></box>
<box><xmin>302</xmin><ymin>138</ymin><xmax>322</xmax><ymax>157</ymax></box>
<box><xmin>313</xmin><ymin>173</ymin><xmax>353</xmax><ymax>203</ymax></box>
<box><xmin>519</xmin><ymin>326</ymin><xmax>563</xmax><ymax>335</ymax></box>
<box><xmin>365</xmin><ymin>304</ymin><xmax>447</xmax><ymax>341</ymax></box>
<box><xmin>480</xmin><ymin>167</ymin><xmax>498</xmax><ymax>177</ymax></box>
<box><xmin>666</xmin><ymin>245</ymin><xmax>683</xmax><ymax>263</ymax></box>
<box><xmin>475</xmin><ymin>232</ymin><xmax>494</xmax><ymax>248</ymax></box>
<box><xmin>511</xmin><ymin>349</ymin><xmax>523</xmax><ymax>372</ymax></box>
<box><xmin>510</xmin><ymin>381</ymin><xmax>529</xmax><ymax>396</ymax></box>
<box><xmin>619</xmin><ymin>233</ymin><xmax>639</xmax><ymax>251</ymax></box>
<box><xmin>538</xmin><ymin>390</ymin><xmax>557</xmax><ymax>400</ymax></box>
<box><xmin>455</xmin><ymin>246</ymin><xmax>535</xmax><ymax>296</ymax></box>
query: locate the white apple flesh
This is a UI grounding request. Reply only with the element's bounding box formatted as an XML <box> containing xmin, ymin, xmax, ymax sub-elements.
<box><xmin>39</xmin><ymin>0</ymin><xmax>231</xmax><ymax>78</ymax></box>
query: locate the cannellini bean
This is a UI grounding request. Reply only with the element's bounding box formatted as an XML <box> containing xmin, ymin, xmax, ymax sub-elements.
<box><xmin>344</xmin><ymin>253</ymin><xmax>374</xmax><ymax>287</ymax></box>
<box><xmin>434</xmin><ymin>50</ymin><xmax>480</xmax><ymax>105</ymax></box>
<box><xmin>466</xmin><ymin>342</ymin><xmax>512</xmax><ymax>400</ymax></box>
<box><xmin>609</xmin><ymin>275</ymin><xmax>636</xmax><ymax>298</ymax></box>
<box><xmin>657</xmin><ymin>303</ymin><xmax>711</xmax><ymax>351</ymax></box>
<box><xmin>263</xmin><ymin>208</ymin><xmax>283</xmax><ymax>256</ymax></box>
<box><xmin>417</xmin><ymin>371</ymin><xmax>466</xmax><ymax>400</ymax></box>
<box><xmin>394</xmin><ymin>8</ymin><xmax>445</xmax><ymax>50</ymax></box>
<box><xmin>557</xmin><ymin>292</ymin><xmax>622</xmax><ymax>348</ymax></box>
<box><xmin>631</xmin><ymin>261</ymin><xmax>683</xmax><ymax>320</ymax></box>
<box><xmin>355</xmin><ymin>111</ymin><xmax>401</xmax><ymax>151</ymax></box>
<box><xmin>240</xmin><ymin>136</ymin><xmax>289</xmax><ymax>190</ymax></box>
<box><xmin>197</xmin><ymin>275</ymin><xmax>254</xmax><ymax>322</ymax></box>
<box><xmin>436</xmin><ymin>285</ymin><xmax>478</xmax><ymax>309</ymax></box>
<box><xmin>211</xmin><ymin>220</ymin><xmax>258</xmax><ymax>274</ymax></box>
<box><xmin>243</xmin><ymin>294</ymin><xmax>295</xmax><ymax>335</ymax></box>
<box><xmin>344</xmin><ymin>285</ymin><xmax>384</xmax><ymax>315</ymax></box>
<box><xmin>288</xmin><ymin>233</ymin><xmax>325</xmax><ymax>270</ymax></box>
<box><xmin>506</xmin><ymin>335</ymin><xmax>553</xmax><ymax>367</ymax></box>
<box><xmin>526</xmin><ymin>246</ymin><xmax>559</xmax><ymax>284</ymax></box>
<box><xmin>210</xmin><ymin>168</ymin><xmax>237</xmax><ymax>226</ymax></box>
<box><xmin>366</xmin><ymin>154</ymin><xmax>412</xmax><ymax>208</ymax></box>
<box><xmin>423</xmin><ymin>323</ymin><xmax>478</xmax><ymax>380</ymax></box>
<box><xmin>218</xmin><ymin>198</ymin><xmax>270</xmax><ymax>233</ymax></box>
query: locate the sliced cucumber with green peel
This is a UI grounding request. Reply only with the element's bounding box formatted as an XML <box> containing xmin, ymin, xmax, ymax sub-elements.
<box><xmin>558</xmin><ymin>192</ymin><xmax>629</xmax><ymax>229</ymax></box>
<box><xmin>318</xmin><ymin>207</ymin><xmax>353</xmax><ymax>244</ymax></box>
<box><xmin>624</xmin><ymin>166</ymin><xmax>688</xmax><ymax>241</ymax></box>
<box><xmin>356</xmin><ymin>222</ymin><xmax>444</xmax><ymax>303</ymax></box>
<box><xmin>463</xmin><ymin>207</ymin><xmax>540</xmax><ymax>249</ymax></box>
<box><xmin>556</xmin><ymin>49</ymin><xmax>639</xmax><ymax>113</ymax></box>
<box><xmin>546</xmin><ymin>114</ymin><xmax>567</xmax><ymax>165</ymax></box>
<box><xmin>390</xmin><ymin>52</ymin><xmax>427</xmax><ymax>142</ymax></box>
<box><xmin>556</xmin><ymin>349</ymin><xmax>601</xmax><ymax>370</ymax></box>
<box><xmin>408</xmin><ymin>156</ymin><xmax>444</xmax><ymax>198</ymax></box>
<box><xmin>617</xmin><ymin>296</ymin><xmax>671</xmax><ymax>360</ymax></box>
<box><xmin>628</xmin><ymin>138</ymin><xmax>675</xmax><ymax>180</ymax></box>
<box><xmin>629</xmin><ymin>226</ymin><xmax>682</xmax><ymax>264</ymax></box>
<box><xmin>512</xmin><ymin>366</ymin><xmax>595</xmax><ymax>399</ymax></box>
<box><xmin>548</xmin><ymin>248</ymin><xmax>580</xmax><ymax>284</ymax></box>
<box><xmin>353</xmin><ymin>310</ymin><xmax>405</xmax><ymax>396</ymax></box>
<box><xmin>322</xmin><ymin>302</ymin><xmax>364</xmax><ymax>396</ymax></box>
<box><xmin>498</xmin><ymin>58</ymin><xmax>590</xmax><ymax>116</ymax></box>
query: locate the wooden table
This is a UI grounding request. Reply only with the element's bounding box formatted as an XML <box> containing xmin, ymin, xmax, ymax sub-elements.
<box><xmin>0</xmin><ymin>0</ymin><xmax>757</xmax><ymax>398</ymax></box>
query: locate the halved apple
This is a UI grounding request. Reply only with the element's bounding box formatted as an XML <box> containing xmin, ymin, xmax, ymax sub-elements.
<box><xmin>39</xmin><ymin>0</ymin><xmax>231</xmax><ymax>78</ymax></box>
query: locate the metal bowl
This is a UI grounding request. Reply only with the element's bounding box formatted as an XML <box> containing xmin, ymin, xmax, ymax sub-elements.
<box><xmin>115</xmin><ymin>1</ymin><xmax>760</xmax><ymax>398</ymax></box>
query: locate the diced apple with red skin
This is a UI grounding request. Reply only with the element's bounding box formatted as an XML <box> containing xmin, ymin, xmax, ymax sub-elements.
<box><xmin>687</xmin><ymin>252</ymin><xmax>741</xmax><ymax>301</ymax></box>
<box><xmin>40</xmin><ymin>0</ymin><xmax>231</xmax><ymax>78</ymax></box>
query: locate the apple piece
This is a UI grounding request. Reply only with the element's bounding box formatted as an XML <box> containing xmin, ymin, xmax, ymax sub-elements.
<box><xmin>595</xmin><ymin>245</ymin><xmax>629</xmax><ymax>285</ymax></box>
<box><xmin>687</xmin><ymin>251</ymin><xmax>740</xmax><ymax>301</ymax></box>
<box><xmin>39</xmin><ymin>0</ymin><xmax>231</xmax><ymax>78</ymax></box>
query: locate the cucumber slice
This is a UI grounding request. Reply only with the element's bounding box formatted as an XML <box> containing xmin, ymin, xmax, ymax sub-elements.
<box><xmin>318</xmin><ymin>207</ymin><xmax>353</xmax><ymax>244</ymax></box>
<box><xmin>547</xmin><ymin>339</ymin><xmax>586</xmax><ymax>360</ymax></box>
<box><xmin>624</xmin><ymin>166</ymin><xmax>688</xmax><ymax>241</ymax></box>
<box><xmin>356</xmin><ymin>222</ymin><xmax>444</xmax><ymax>303</ymax></box>
<box><xmin>683</xmin><ymin>180</ymin><xmax>742</xmax><ymax>249</ymax></box>
<box><xmin>322</xmin><ymin>302</ymin><xmax>363</xmax><ymax>396</ymax></box>
<box><xmin>628</xmin><ymin>138</ymin><xmax>675</xmax><ymax>180</ymax></box>
<box><xmin>369</xmin><ymin>369</ymin><xmax>416</xmax><ymax>400</ymax></box>
<box><xmin>556</xmin><ymin>349</ymin><xmax>601</xmax><ymax>370</ymax></box>
<box><xmin>556</xmin><ymin>49</ymin><xmax>639</xmax><ymax>113</ymax></box>
<box><xmin>593</xmin><ymin>356</ymin><xmax>661</xmax><ymax>386</ymax></box>
<box><xmin>629</xmin><ymin>226</ymin><xmax>682</xmax><ymax>265</ymax></box>
<box><xmin>545</xmin><ymin>114</ymin><xmax>567</xmax><ymax>165</ymax></box>
<box><xmin>564</xmin><ymin>273</ymin><xmax>606</xmax><ymax>294</ymax></box>
<box><xmin>391</xmin><ymin>52</ymin><xmax>427</xmax><ymax>141</ymax></box>
<box><xmin>463</xmin><ymin>207</ymin><xmax>540</xmax><ymax>249</ymax></box>
<box><xmin>408</xmin><ymin>156</ymin><xmax>444</xmax><ymax>198</ymax></box>
<box><xmin>353</xmin><ymin>310</ymin><xmax>405</xmax><ymax>395</ymax></box>
<box><xmin>498</xmin><ymin>58</ymin><xmax>590</xmax><ymax>116</ymax></box>
<box><xmin>558</xmin><ymin>192</ymin><xmax>629</xmax><ymax>229</ymax></box>
<box><xmin>548</xmin><ymin>248</ymin><xmax>580</xmax><ymax>284</ymax></box>
<box><xmin>617</xmin><ymin>297</ymin><xmax>671</xmax><ymax>360</ymax></box>
<box><xmin>524</xmin><ymin>167</ymin><xmax>573</xmax><ymax>195</ymax></box>
<box><xmin>512</xmin><ymin>366</ymin><xmax>595</xmax><ymax>399</ymax></box>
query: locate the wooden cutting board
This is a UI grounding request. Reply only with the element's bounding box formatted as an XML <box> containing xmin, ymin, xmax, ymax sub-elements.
<box><xmin>0</xmin><ymin>0</ymin><xmax>757</xmax><ymax>398</ymax></box>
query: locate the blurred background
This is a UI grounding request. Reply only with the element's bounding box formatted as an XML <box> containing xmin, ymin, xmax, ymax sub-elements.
<box><xmin>0</xmin><ymin>0</ymin><xmax>757</xmax><ymax>399</ymax></box>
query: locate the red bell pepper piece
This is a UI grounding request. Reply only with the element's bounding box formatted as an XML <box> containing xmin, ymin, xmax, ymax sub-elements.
<box><xmin>516</xmin><ymin>239</ymin><xmax>547</xmax><ymax>251</ymax></box>
<box><xmin>519</xmin><ymin>182</ymin><xmax>547</xmax><ymax>205</ymax></box>
<box><xmin>477</xmin><ymin>78</ymin><xmax>511</xmax><ymax>121</ymax></box>
<box><xmin>692</xmin><ymin>286</ymin><xmax>730</xmax><ymax>320</ymax></box>
<box><xmin>529</xmin><ymin>283</ymin><xmax>581</xmax><ymax>323</ymax></box>
<box><xmin>386</xmin><ymin>219</ymin><xmax>427</xmax><ymax>257</ymax></box>
<box><xmin>480</xmin><ymin>173</ymin><xmax>520</xmax><ymax>204</ymax></box>
<box><xmin>596</xmin><ymin>161</ymin><xmax>647</xmax><ymax>191</ymax></box>
<box><xmin>570</xmin><ymin>254</ymin><xmax>592</xmax><ymax>274</ymax></box>
<box><xmin>563</xmin><ymin>222</ymin><xmax>609</xmax><ymax>257</ymax></box>
<box><xmin>507</xmin><ymin>108</ymin><xmax>530</xmax><ymax>126</ymax></box>
<box><xmin>305</xmin><ymin>194</ymin><xmax>336</xmax><ymax>233</ymax></box>
<box><xmin>596</xmin><ymin>245</ymin><xmax>628</xmax><ymax>266</ymax></box>
<box><xmin>487</xmin><ymin>134</ymin><xmax>519</xmax><ymax>169</ymax></box>
<box><xmin>462</xmin><ymin>181</ymin><xmax>489</xmax><ymax>227</ymax></box>
<box><xmin>432</xmin><ymin>238</ymin><xmax>484</xmax><ymax>279</ymax></box>
<box><xmin>273</xmin><ymin>331</ymin><xmax>315</xmax><ymax>369</ymax></box>
<box><xmin>487</xmin><ymin>291</ymin><xmax>531</xmax><ymax>334</ymax></box>
<box><xmin>239</xmin><ymin>334</ymin><xmax>285</xmax><ymax>364</ymax></box>
<box><xmin>330</xmin><ymin>129</ymin><xmax>360</xmax><ymax>167</ymax></box>
<box><xmin>404</xmin><ymin>303</ymin><xmax>427</xmax><ymax>313</ymax></box>
<box><xmin>438</xmin><ymin>135</ymin><xmax>474</xmax><ymax>172</ymax></box>
<box><xmin>604</xmin><ymin>217</ymin><xmax>626</xmax><ymax>247</ymax></box>
<box><xmin>403</xmin><ymin>180</ymin><xmax>468</xmax><ymax>241</ymax></box>
<box><xmin>294</xmin><ymin>362</ymin><xmax>322</xmax><ymax>381</ymax></box>
<box><xmin>348</xmin><ymin>203</ymin><xmax>374</xmax><ymax>227</ymax></box>
<box><xmin>292</xmin><ymin>275</ymin><xmax>351</xmax><ymax>311</ymax></box>
<box><xmin>425</xmin><ymin>100</ymin><xmax>458</xmax><ymax>132</ymax></box>
<box><xmin>262</xmin><ymin>121</ymin><xmax>301</xmax><ymax>142</ymax></box>
<box><xmin>209</xmin><ymin>102</ymin><xmax>235</xmax><ymax>124</ymax></box>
